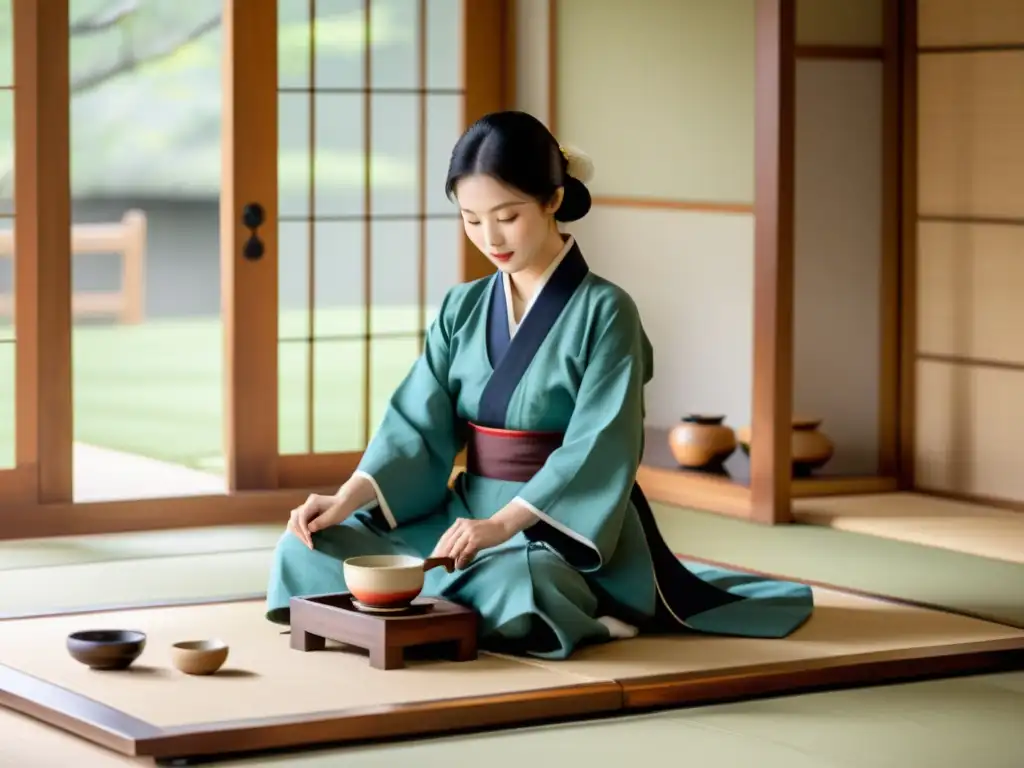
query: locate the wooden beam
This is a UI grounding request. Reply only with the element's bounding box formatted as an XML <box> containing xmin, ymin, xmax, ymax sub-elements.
<box><xmin>898</xmin><ymin>0</ymin><xmax>918</xmax><ymax>490</ymax></box>
<box><xmin>12</xmin><ymin>0</ymin><xmax>72</xmax><ymax>504</ymax></box>
<box><xmin>0</xmin><ymin>489</ymin><xmax>332</xmax><ymax>541</ymax></box>
<box><xmin>878</xmin><ymin>0</ymin><xmax>903</xmax><ymax>478</ymax></box>
<box><xmin>221</xmin><ymin>0</ymin><xmax>279</xmax><ymax>491</ymax></box>
<box><xmin>750</xmin><ymin>0</ymin><xmax>796</xmax><ymax>525</ymax></box>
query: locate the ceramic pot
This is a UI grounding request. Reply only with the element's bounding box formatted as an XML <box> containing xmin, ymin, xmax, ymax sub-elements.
<box><xmin>667</xmin><ymin>414</ymin><xmax>737</xmax><ymax>469</ymax></box>
<box><xmin>66</xmin><ymin>629</ymin><xmax>147</xmax><ymax>670</ymax></box>
<box><xmin>343</xmin><ymin>554</ymin><xmax>456</xmax><ymax>610</ymax></box>
<box><xmin>171</xmin><ymin>639</ymin><xmax>230</xmax><ymax>676</ymax></box>
<box><xmin>736</xmin><ymin>417</ymin><xmax>834</xmax><ymax>477</ymax></box>
<box><xmin>790</xmin><ymin>417</ymin><xmax>834</xmax><ymax>475</ymax></box>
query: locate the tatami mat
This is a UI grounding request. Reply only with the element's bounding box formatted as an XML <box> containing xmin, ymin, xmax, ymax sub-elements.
<box><xmin>655</xmin><ymin>504</ymin><xmax>1024</xmax><ymax>628</ymax></box>
<box><xmin>1</xmin><ymin>502</ymin><xmax>1023</xmax><ymax>766</ymax></box>
<box><xmin>3</xmin><ymin>501</ymin><xmax>1023</xmax><ymax>632</ymax></box>
<box><xmin>794</xmin><ymin>493</ymin><xmax>1024</xmax><ymax>565</ymax></box>
<box><xmin>0</xmin><ymin>587</ymin><xmax>1020</xmax><ymax>751</ymax></box>
<box><xmin>0</xmin><ymin>601</ymin><xmax>609</xmax><ymax>729</ymax></box>
<box><xmin>0</xmin><ymin>524</ymin><xmax>281</xmax><ymax>571</ymax></box>
<box><xmin>0</xmin><ymin>550</ymin><xmax>271</xmax><ymax>617</ymax></box>
<box><xmin>498</xmin><ymin>587</ymin><xmax>1024</xmax><ymax>685</ymax></box>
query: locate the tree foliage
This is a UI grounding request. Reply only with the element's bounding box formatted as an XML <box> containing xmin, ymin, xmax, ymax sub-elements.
<box><xmin>0</xmin><ymin>0</ymin><xmax>423</xmax><ymax>199</ymax></box>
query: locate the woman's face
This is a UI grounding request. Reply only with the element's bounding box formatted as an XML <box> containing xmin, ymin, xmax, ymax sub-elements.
<box><xmin>454</xmin><ymin>174</ymin><xmax>562</xmax><ymax>275</ymax></box>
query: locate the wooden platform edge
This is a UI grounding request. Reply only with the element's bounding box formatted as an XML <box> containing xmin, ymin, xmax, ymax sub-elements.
<box><xmin>0</xmin><ymin>661</ymin><xmax>622</xmax><ymax>760</ymax></box>
<box><xmin>0</xmin><ymin>663</ymin><xmax>161</xmax><ymax>756</ymax></box>
<box><xmin>5</xmin><ymin>633</ymin><xmax>1023</xmax><ymax>762</ymax></box>
<box><xmin>618</xmin><ymin>636</ymin><xmax>1024</xmax><ymax>710</ymax></box>
<box><xmin>146</xmin><ymin>681</ymin><xmax>623</xmax><ymax>760</ymax></box>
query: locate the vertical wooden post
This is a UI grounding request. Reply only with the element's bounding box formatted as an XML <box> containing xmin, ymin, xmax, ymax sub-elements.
<box><xmin>897</xmin><ymin>0</ymin><xmax>918</xmax><ymax>490</ymax></box>
<box><xmin>221</xmin><ymin>0</ymin><xmax>280</xmax><ymax>491</ymax></box>
<box><xmin>13</xmin><ymin>0</ymin><xmax>73</xmax><ymax>503</ymax></box>
<box><xmin>750</xmin><ymin>0</ymin><xmax>796</xmax><ymax>524</ymax></box>
<box><xmin>878</xmin><ymin>0</ymin><xmax>903</xmax><ymax>479</ymax></box>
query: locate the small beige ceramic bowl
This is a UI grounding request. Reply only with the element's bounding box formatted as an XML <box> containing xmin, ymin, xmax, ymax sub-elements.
<box><xmin>170</xmin><ymin>639</ymin><xmax>229</xmax><ymax>676</ymax></box>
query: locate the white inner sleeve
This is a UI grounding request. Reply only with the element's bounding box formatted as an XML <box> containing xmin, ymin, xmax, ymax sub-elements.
<box><xmin>352</xmin><ymin>469</ymin><xmax>398</xmax><ymax>529</ymax></box>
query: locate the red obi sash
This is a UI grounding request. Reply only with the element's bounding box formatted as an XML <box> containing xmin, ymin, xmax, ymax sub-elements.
<box><xmin>464</xmin><ymin>423</ymin><xmax>562</xmax><ymax>482</ymax></box>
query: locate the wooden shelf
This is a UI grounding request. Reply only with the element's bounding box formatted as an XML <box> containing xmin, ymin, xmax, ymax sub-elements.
<box><xmin>638</xmin><ymin>427</ymin><xmax>898</xmax><ymax>515</ymax></box>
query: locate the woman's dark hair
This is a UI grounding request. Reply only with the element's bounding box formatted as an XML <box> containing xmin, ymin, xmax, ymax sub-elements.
<box><xmin>444</xmin><ymin>110</ymin><xmax>592</xmax><ymax>223</ymax></box>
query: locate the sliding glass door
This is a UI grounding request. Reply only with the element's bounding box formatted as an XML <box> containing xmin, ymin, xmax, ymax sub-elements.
<box><xmin>226</xmin><ymin>0</ymin><xmax>472</xmax><ymax>493</ymax></box>
<box><xmin>0</xmin><ymin>0</ymin><xmax>507</xmax><ymax>538</ymax></box>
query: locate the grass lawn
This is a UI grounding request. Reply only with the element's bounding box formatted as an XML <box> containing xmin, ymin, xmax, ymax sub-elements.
<box><xmin>0</xmin><ymin>307</ymin><xmax>434</xmax><ymax>472</ymax></box>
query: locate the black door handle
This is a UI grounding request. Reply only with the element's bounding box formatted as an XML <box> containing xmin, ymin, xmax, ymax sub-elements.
<box><xmin>241</xmin><ymin>202</ymin><xmax>265</xmax><ymax>261</ymax></box>
<box><xmin>242</xmin><ymin>203</ymin><xmax>265</xmax><ymax>229</ymax></box>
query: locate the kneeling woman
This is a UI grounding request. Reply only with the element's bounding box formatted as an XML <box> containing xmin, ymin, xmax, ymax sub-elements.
<box><xmin>266</xmin><ymin>110</ymin><xmax>814</xmax><ymax>659</ymax></box>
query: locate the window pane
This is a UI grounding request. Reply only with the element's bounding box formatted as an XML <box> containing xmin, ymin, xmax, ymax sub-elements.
<box><xmin>371</xmin><ymin>0</ymin><xmax>419</xmax><ymax>89</ymax></box>
<box><xmin>279</xmin><ymin>92</ymin><xmax>311</xmax><ymax>218</ymax></box>
<box><xmin>371</xmin><ymin>94</ymin><xmax>418</xmax><ymax>216</ymax></box>
<box><xmin>426</xmin><ymin>0</ymin><xmax>460</xmax><ymax>90</ymax></box>
<box><xmin>0</xmin><ymin>88</ymin><xmax>13</xmax><ymax>215</ymax></box>
<box><xmin>278</xmin><ymin>0</ymin><xmax>310</xmax><ymax>88</ymax></box>
<box><xmin>311</xmin><ymin>220</ymin><xmax>364</xmax><ymax>339</ymax></box>
<box><xmin>371</xmin><ymin>219</ymin><xmax>420</xmax><ymax>335</ymax></box>
<box><xmin>0</xmin><ymin>0</ymin><xmax>13</xmax><ymax>470</ymax></box>
<box><xmin>279</xmin><ymin>220</ymin><xmax>369</xmax><ymax>341</ymax></box>
<box><xmin>279</xmin><ymin>339</ymin><xmax>310</xmax><ymax>455</ymax></box>
<box><xmin>69</xmin><ymin>0</ymin><xmax>225</xmax><ymax>500</ymax></box>
<box><xmin>425</xmin><ymin>216</ymin><xmax>462</xmax><ymax>327</ymax></box>
<box><xmin>280</xmin><ymin>339</ymin><xmax>370</xmax><ymax>455</ymax></box>
<box><xmin>368</xmin><ymin>335</ymin><xmax>420</xmax><ymax>439</ymax></box>
<box><xmin>0</xmin><ymin>339</ymin><xmax>12</xmax><ymax>468</ymax></box>
<box><xmin>426</xmin><ymin>94</ymin><xmax>461</xmax><ymax>214</ymax></box>
<box><xmin>0</xmin><ymin>0</ymin><xmax>10</xmax><ymax>88</ymax></box>
<box><xmin>313</xmin><ymin>338</ymin><xmax>366</xmax><ymax>452</ymax></box>
<box><xmin>314</xmin><ymin>93</ymin><xmax>365</xmax><ymax>217</ymax></box>
<box><xmin>315</xmin><ymin>0</ymin><xmax>365</xmax><ymax>89</ymax></box>
<box><xmin>0</xmin><ymin>218</ymin><xmax>10</xmax><ymax>342</ymax></box>
<box><xmin>279</xmin><ymin>219</ymin><xmax>310</xmax><ymax>341</ymax></box>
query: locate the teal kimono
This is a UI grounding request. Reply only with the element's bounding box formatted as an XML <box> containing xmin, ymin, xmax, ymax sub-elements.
<box><xmin>266</xmin><ymin>237</ymin><xmax>814</xmax><ymax>659</ymax></box>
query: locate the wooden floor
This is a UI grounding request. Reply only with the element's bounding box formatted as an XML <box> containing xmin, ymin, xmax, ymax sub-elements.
<box><xmin>794</xmin><ymin>493</ymin><xmax>1024</xmax><ymax>564</ymax></box>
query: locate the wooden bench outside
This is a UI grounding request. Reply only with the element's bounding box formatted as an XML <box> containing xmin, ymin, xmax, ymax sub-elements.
<box><xmin>0</xmin><ymin>209</ymin><xmax>147</xmax><ymax>324</ymax></box>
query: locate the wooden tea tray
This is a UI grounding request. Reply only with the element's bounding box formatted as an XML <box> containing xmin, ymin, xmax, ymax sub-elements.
<box><xmin>288</xmin><ymin>592</ymin><xmax>479</xmax><ymax>670</ymax></box>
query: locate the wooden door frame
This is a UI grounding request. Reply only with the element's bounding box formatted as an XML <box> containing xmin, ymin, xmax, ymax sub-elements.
<box><xmin>0</xmin><ymin>0</ymin><xmax>513</xmax><ymax>541</ymax></box>
<box><xmin>222</xmin><ymin>0</ymin><xmax>280</xmax><ymax>493</ymax></box>
<box><xmin>0</xmin><ymin>0</ymin><xmax>73</xmax><ymax>513</ymax></box>
<box><xmin>747</xmin><ymin>0</ymin><xmax>796</xmax><ymax>525</ymax></box>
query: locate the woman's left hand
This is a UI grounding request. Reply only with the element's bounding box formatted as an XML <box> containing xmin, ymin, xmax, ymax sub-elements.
<box><xmin>432</xmin><ymin>517</ymin><xmax>513</xmax><ymax>570</ymax></box>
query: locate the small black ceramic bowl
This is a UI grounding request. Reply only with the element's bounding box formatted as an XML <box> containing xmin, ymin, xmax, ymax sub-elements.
<box><xmin>66</xmin><ymin>629</ymin><xmax>147</xmax><ymax>670</ymax></box>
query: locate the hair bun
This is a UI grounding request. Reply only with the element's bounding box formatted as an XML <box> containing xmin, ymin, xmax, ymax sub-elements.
<box><xmin>554</xmin><ymin>176</ymin><xmax>592</xmax><ymax>223</ymax></box>
<box><xmin>560</xmin><ymin>144</ymin><xmax>595</xmax><ymax>184</ymax></box>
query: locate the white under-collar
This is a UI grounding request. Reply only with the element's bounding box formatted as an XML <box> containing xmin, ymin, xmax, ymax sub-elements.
<box><xmin>502</xmin><ymin>235</ymin><xmax>575</xmax><ymax>337</ymax></box>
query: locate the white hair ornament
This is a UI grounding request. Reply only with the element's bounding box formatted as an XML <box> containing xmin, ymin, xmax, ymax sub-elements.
<box><xmin>558</xmin><ymin>144</ymin><xmax>595</xmax><ymax>184</ymax></box>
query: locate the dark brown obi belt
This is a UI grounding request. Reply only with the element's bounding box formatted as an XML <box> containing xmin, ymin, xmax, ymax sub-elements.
<box><xmin>465</xmin><ymin>422</ymin><xmax>563</xmax><ymax>482</ymax></box>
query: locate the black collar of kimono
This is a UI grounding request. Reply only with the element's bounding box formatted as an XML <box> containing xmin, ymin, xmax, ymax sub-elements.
<box><xmin>477</xmin><ymin>241</ymin><xmax>589</xmax><ymax>428</ymax></box>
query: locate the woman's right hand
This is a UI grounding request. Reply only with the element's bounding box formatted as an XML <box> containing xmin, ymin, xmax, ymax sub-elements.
<box><xmin>287</xmin><ymin>493</ymin><xmax>351</xmax><ymax>549</ymax></box>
